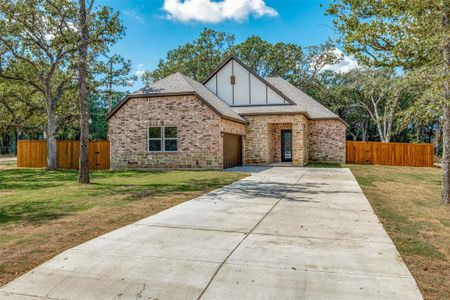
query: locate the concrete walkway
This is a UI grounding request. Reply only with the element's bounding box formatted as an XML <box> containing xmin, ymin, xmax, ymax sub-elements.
<box><xmin>0</xmin><ymin>167</ymin><xmax>422</xmax><ymax>300</ymax></box>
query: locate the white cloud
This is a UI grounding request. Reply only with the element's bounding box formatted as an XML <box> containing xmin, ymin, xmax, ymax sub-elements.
<box><xmin>322</xmin><ymin>48</ymin><xmax>359</xmax><ymax>73</ymax></box>
<box><xmin>123</xmin><ymin>9</ymin><xmax>145</xmax><ymax>23</ymax></box>
<box><xmin>135</xmin><ymin>63</ymin><xmax>145</xmax><ymax>77</ymax></box>
<box><xmin>162</xmin><ymin>0</ymin><xmax>278</xmax><ymax>23</ymax></box>
<box><xmin>136</xmin><ymin>70</ymin><xmax>145</xmax><ymax>77</ymax></box>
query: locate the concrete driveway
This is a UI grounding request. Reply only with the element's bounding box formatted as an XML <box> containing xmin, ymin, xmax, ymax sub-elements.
<box><xmin>0</xmin><ymin>167</ymin><xmax>422</xmax><ymax>300</ymax></box>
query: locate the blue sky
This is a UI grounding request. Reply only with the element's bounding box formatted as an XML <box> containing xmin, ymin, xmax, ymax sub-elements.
<box><xmin>97</xmin><ymin>0</ymin><xmax>352</xmax><ymax>90</ymax></box>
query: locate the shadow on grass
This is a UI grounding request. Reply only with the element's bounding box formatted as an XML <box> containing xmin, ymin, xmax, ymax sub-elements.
<box><xmin>0</xmin><ymin>169</ymin><xmax>244</xmax><ymax>224</ymax></box>
<box><xmin>0</xmin><ymin>169</ymin><xmax>171</xmax><ymax>191</ymax></box>
<box><xmin>0</xmin><ymin>198</ymin><xmax>96</xmax><ymax>224</ymax></box>
<box><xmin>0</xmin><ymin>169</ymin><xmax>79</xmax><ymax>190</ymax></box>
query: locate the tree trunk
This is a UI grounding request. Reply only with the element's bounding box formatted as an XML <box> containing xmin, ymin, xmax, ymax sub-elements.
<box><xmin>46</xmin><ymin>100</ymin><xmax>57</xmax><ymax>170</ymax></box>
<box><xmin>78</xmin><ymin>0</ymin><xmax>90</xmax><ymax>184</ymax></box>
<box><xmin>433</xmin><ymin>124</ymin><xmax>441</xmax><ymax>156</ymax></box>
<box><xmin>108</xmin><ymin>60</ymin><xmax>113</xmax><ymax>112</ymax></box>
<box><xmin>442</xmin><ymin>9</ymin><xmax>450</xmax><ymax>205</ymax></box>
<box><xmin>107</xmin><ymin>93</ymin><xmax>111</xmax><ymax>113</ymax></box>
<box><xmin>442</xmin><ymin>104</ymin><xmax>450</xmax><ymax>205</ymax></box>
<box><xmin>14</xmin><ymin>127</ymin><xmax>18</xmax><ymax>155</ymax></box>
<box><xmin>362</xmin><ymin>120</ymin><xmax>368</xmax><ymax>141</ymax></box>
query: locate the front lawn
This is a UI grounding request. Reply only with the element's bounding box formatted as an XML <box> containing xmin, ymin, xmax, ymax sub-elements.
<box><xmin>0</xmin><ymin>167</ymin><xmax>247</xmax><ymax>286</ymax></box>
<box><xmin>348</xmin><ymin>164</ymin><xmax>449</xmax><ymax>300</ymax></box>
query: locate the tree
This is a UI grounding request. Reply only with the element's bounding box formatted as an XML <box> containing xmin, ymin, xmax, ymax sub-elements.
<box><xmin>350</xmin><ymin>69</ymin><xmax>408</xmax><ymax>143</ymax></box>
<box><xmin>78</xmin><ymin>0</ymin><xmax>89</xmax><ymax>183</ymax></box>
<box><xmin>95</xmin><ymin>54</ymin><xmax>136</xmax><ymax>112</ymax></box>
<box><xmin>89</xmin><ymin>91</ymin><xmax>128</xmax><ymax>140</ymax></box>
<box><xmin>0</xmin><ymin>0</ymin><xmax>78</xmax><ymax>170</ymax></box>
<box><xmin>74</xmin><ymin>0</ymin><xmax>124</xmax><ymax>183</ymax></box>
<box><xmin>231</xmin><ymin>36</ymin><xmax>303</xmax><ymax>77</ymax></box>
<box><xmin>144</xmin><ymin>28</ymin><xmax>235</xmax><ymax>84</ymax></box>
<box><xmin>317</xmin><ymin>70</ymin><xmax>372</xmax><ymax>141</ymax></box>
<box><xmin>327</xmin><ymin>0</ymin><xmax>450</xmax><ymax>204</ymax></box>
<box><xmin>287</xmin><ymin>41</ymin><xmax>340</xmax><ymax>99</ymax></box>
<box><xmin>0</xmin><ymin>74</ymin><xmax>46</xmax><ymax>151</ymax></box>
<box><xmin>144</xmin><ymin>28</ymin><xmax>339</xmax><ymax>100</ymax></box>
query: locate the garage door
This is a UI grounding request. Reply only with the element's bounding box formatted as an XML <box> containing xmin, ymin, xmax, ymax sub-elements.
<box><xmin>223</xmin><ymin>133</ymin><xmax>242</xmax><ymax>169</ymax></box>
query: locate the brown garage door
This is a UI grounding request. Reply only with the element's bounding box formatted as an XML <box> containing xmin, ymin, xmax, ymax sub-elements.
<box><xmin>223</xmin><ymin>133</ymin><xmax>242</xmax><ymax>169</ymax></box>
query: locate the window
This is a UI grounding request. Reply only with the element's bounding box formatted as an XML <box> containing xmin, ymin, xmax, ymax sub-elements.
<box><xmin>148</xmin><ymin>126</ymin><xmax>178</xmax><ymax>152</ymax></box>
<box><xmin>164</xmin><ymin>127</ymin><xmax>177</xmax><ymax>151</ymax></box>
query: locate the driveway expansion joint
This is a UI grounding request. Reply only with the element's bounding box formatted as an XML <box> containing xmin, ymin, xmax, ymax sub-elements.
<box><xmin>0</xmin><ymin>167</ymin><xmax>423</xmax><ymax>300</ymax></box>
<box><xmin>196</xmin><ymin>169</ymin><xmax>309</xmax><ymax>300</ymax></box>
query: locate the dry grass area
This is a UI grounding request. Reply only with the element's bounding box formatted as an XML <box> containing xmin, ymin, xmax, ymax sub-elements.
<box><xmin>348</xmin><ymin>164</ymin><xmax>450</xmax><ymax>300</ymax></box>
<box><xmin>0</xmin><ymin>165</ymin><xmax>246</xmax><ymax>286</ymax></box>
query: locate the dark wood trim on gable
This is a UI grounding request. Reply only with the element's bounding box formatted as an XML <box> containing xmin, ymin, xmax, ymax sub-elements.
<box><xmin>231</xmin><ymin>59</ymin><xmax>235</xmax><ymax>105</ymax></box>
<box><xmin>202</xmin><ymin>54</ymin><xmax>295</xmax><ymax>105</ymax></box>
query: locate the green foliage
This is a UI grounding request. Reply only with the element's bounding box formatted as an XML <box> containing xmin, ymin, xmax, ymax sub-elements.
<box><xmin>326</xmin><ymin>0</ymin><xmax>448</xmax><ymax>132</ymax></box>
<box><xmin>144</xmin><ymin>28</ymin><xmax>339</xmax><ymax>99</ymax></box>
<box><xmin>89</xmin><ymin>91</ymin><xmax>127</xmax><ymax>140</ymax></box>
<box><xmin>0</xmin><ymin>0</ymin><xmax>131</xmax><ymax>143</ymax></box>
<box><xmin>145</xmin><ymin>27</ymin><xmax>440</xmax><ymax>144</ymax></box>
<box><xmin>327</xmin><ymin>0</ymin><xmax>444</xmax><ymax>70</ymax></box>
<box><xmin>144</xmin><ymin>28</ymin><xmax>235</xmax><ymax>83</ymax></box>
<box><xmin>232</xmin><ymin>36</ymin><xmax>303</xmax><ymax>77</ymax></box>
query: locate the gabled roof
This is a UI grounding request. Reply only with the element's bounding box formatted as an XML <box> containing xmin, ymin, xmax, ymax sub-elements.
<box><xmin>106</xmin><ymin>72</ymin><xmax>246</xmax><ymax>124</ymax></box>
<box><xmin>107</xmin><ymin>57</ymin><xmax>346</xmax><ymax>126</ymax></box>
<box><xmin>202</xmin><ymin>54</ymin><xmax>294</xmax><ymax>105</ymax></box>
<box><xmin>232</xmin><ymin>77</ymin><xmax>342</xmax><ymax>121</ymax></box>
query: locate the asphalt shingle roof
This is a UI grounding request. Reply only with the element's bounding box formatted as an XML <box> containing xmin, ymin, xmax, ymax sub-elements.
<box><xmin>230</xmin><ymin>77</ymin><xmax>340</xmax><ymax>120</ymax></box>
<box><xmin>109</xmin><ymin>72</ymin><xmax>342</xmax><ymax>124</ymax></box>
<box><xmin>130</xmin><ymin>72</ymin><xmax>246</xmax><ymax>123</ymax></box>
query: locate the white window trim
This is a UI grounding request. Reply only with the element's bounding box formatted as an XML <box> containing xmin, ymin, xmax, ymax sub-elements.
<box><xmin>148</xmin><ymin>126</ymin><xmax>178</xmax><ymax>153</ymax></box>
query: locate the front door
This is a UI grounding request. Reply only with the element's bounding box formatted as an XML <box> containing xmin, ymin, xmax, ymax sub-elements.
<box><xmin>281</xmin><ymin>130</ymin><xmax>292</xmax><ymax>162</ymax></box>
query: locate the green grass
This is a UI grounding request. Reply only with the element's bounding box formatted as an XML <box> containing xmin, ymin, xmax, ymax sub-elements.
<box><xmin>0</xmin><ymin>160</ymin><xmax>16</xmax><ymax>167</ymax></box>
<box><xmin>0</xmin><ymin>167</ymin><xmax>247</xmax><ymax>286</ymax></box>
<box><xmin>347</xmin><ymin>164</ymin><xmax>449</xmax><ymax>300</ymax></box>
<box><xmin>0</xmin><ymin>168</ymin><xmax>245</xmax><ymax>225</ymax></box>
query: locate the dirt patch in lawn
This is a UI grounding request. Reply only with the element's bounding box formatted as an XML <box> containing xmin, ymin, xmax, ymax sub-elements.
<box><xmin>0</xmin><ymin>169</ymin><xmax>247</xmax><ymax>286</ymax></box>
<box><xmin>348</xmin><ymin>164</ymin><xmax>450</xmax><ymax>300</ymax></box>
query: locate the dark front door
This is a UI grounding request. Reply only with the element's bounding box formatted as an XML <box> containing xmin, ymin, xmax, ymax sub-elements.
<box><xmin>281</xmin><ymin>130</ymin><xmax>292</xmax><ymax>162</ymax></box>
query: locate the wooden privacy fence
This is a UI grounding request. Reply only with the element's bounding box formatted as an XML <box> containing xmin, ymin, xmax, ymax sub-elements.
<box><xmin>17</xmin><ymin>140</ymin><xmax>110</xmax><ymax>170</ymax></box>
<box><xmin>346</xmin><ymin>141</ymin><xmax>434</xmax><ymax>167</ymax></box>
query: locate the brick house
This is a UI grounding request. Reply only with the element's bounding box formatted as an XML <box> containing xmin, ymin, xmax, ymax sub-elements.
<box><xmin>107</xmin><ymin>55</ymin><xmax>347</xmax><ymax>169</ymax></box>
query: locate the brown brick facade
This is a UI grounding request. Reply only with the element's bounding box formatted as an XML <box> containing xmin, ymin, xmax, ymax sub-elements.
<box><xmin>308</xmin><ymin>119</ymin><xmax>346</xmax><ymax>163</ymax></box>
<box><xmin>269</xmin><ymin>123</ymin><xmax>292</xmax><ymax>163</ymax></box>
<box><xmin>242</xmin><ymin>114</ymin><xmax>309</xmax><ymax>166</ymax></box>
<box><xmin>109</xmin><ymin>95</ymin><xmax>227</xmax><ymax>169</ymax></box>
<box><xmin>108</xmin><ymin>95</ymin><xmax>346</xmax><ymax>169</ymax></box>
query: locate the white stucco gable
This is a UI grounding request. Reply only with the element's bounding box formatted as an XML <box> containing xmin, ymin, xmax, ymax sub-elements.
<box><xmin>203</xmin><ymin>56</ymin><xmax>291</xmax><ymax>106</ymax></box>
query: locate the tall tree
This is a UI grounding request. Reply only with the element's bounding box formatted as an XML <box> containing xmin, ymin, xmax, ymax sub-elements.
<box><xmin>143</xmin><ymin>28</ymin><xmax>235</xmax><ymax>83</ymax></box>
<box><xmin>78</xmin><ymin>0</ymin><xmax>89</xmax><ymax>183</ymax></box>
<box><xmin>231</xmin><ymin>36</ymin><xmax>303</xmax><ymax>77</ymax></box>
<box><xmin>327</xmin><ymin>0</ymin><xmax>450</xmax><ymax>204</ymax></box>
<box><xmin>350</xmin><ymin>69</ymin><xmax>408</xmax><ymax>143</ymax></box>
<box><xmin>0</xmin><ymin>0</ymin><xmax>78</xmax><ymax>170</ymax></box>
<box><xmin>95</xmin><ymin>54</ymin><xmax>136</xmax><ymax>112</ymax></box>
<box><xmin>74</xmin><ymin>0</ymin><xmax>124</xmax><ymax>183</ymax></box>
<box><xmin>145</xmin><ymin>28</ymin><xmax>339</xmax><ymax>100</ymax></box>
